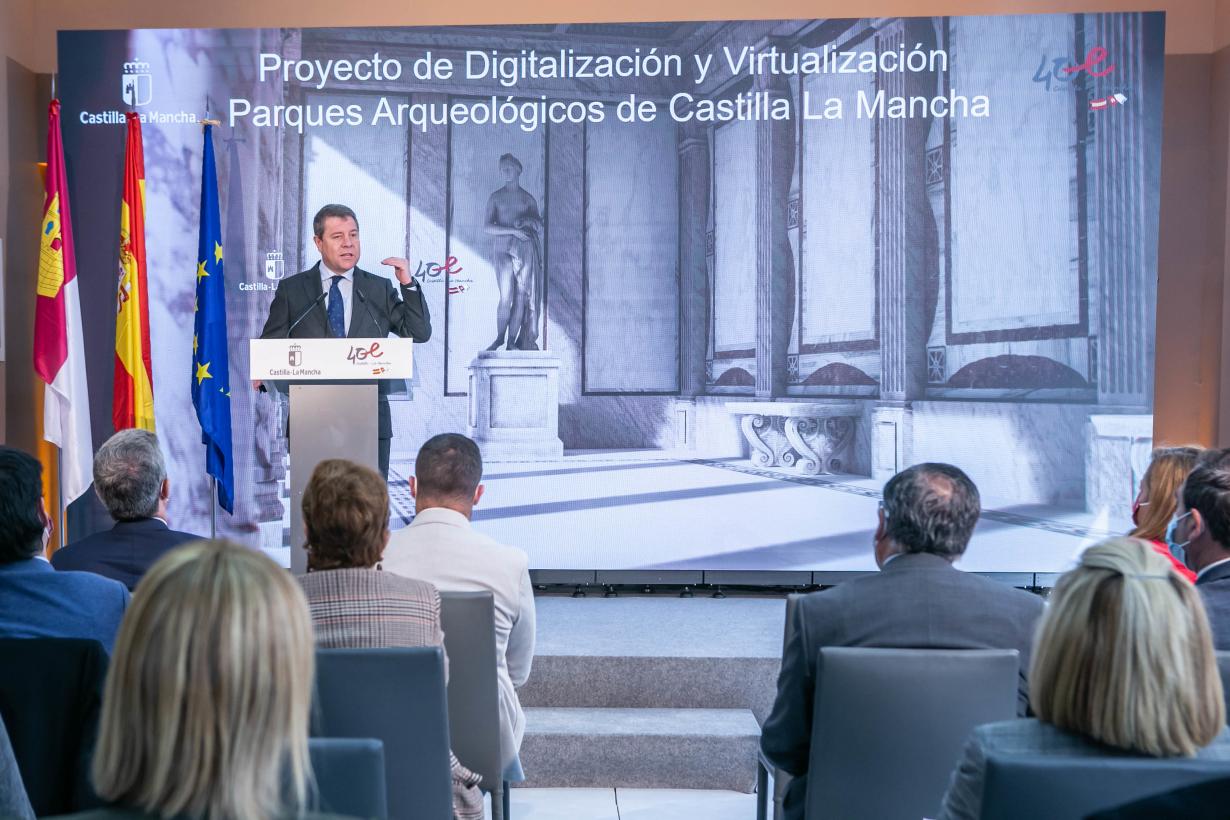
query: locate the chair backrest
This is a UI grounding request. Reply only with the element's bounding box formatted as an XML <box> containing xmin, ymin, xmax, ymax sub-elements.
<box><xmin>1216</xmin><ymin>651</ymin><xmax>1230</xmax><ymax>722</ymax></box>
<box><xmin>313</xmin><ymin>647</ymin><xmax>452</xmax><ymax>820</ymax></box>
<box><xmin>439</xmin><ymin>590</ymin><xmax>503</xmax><ymax>789</ymax></box>
<box><xmin>0</xmin><ymin>638</ymin><xmax>107</xmax><ymax>816</ymax></box>
<box><xmin>805</xmin><ymin>647</ymin><xmax>1019</xmax><ymax>820</ymax></box>
<box><xmin>980</xmin><ymin>754</ymin><xmax>1230</xmax><ymax>820</ymax></box>
<box><xmin>308</xmin><ymin>738</ymin><xmax>388</xmax><ymax>820</ymax></box>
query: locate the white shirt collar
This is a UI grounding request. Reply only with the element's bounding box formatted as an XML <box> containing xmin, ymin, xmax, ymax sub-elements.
<box><xmin>1197</xmin><ymin>556</ymin><xmax>1230</xmax><ymax>581</ymax></box>
<box><xmin>320</xmin><ymin>261</ymin><xmax>354</xmax><ymax>281</ymax></box>
<box><xmin>410</xmin><ymin>507</ymin><xmax>472</xmax><ymax>529</ymax></box>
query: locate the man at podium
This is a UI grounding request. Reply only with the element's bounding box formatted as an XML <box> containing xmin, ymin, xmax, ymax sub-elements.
<box><xmin>258</xmin><ymin>204</ymin><xmax>432</xmax><ymax>479</ymax></box>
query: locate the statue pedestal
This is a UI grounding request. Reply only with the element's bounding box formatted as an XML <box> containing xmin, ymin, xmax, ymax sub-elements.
<box><xmin>467</xmin><ymin>351</ymin><xmax>564</xmax><ymax>462</ymax></box>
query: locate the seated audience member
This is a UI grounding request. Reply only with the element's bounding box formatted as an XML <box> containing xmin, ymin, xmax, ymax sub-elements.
<box><xmin>0</xmin><ymin>447</ymin><xmax>128</xmax><ymax>653</ymax></box>
<box><xmin>383</xmin><ymin>433</ymin><xmax>536</xmax><ymax>780</ymax></box>
<box><xmin>937</xmin><ymin>537</ymin><xmax>1230</xmax><ymax>820</ymax></box>
<box><xmin>1168</xmin><ymin>447</ymin><xmax>1230</xmax><ymax>648</ymax></box>
<box><xmin>760</xmin><ymin>463</ymin><xmax>1045</xmax><ymax>820</ymax></box>
<box><xmin>51</xmin><ymin>429</ymin><xmax>197</xmax><ymax>590</ymax></box>
<box><xmin>296</xmin><ymin>459</ymin><xmax>482</xmax><ymax>819</ymax></box>
<box><xmin>1129</xmin><ymin>445</ymin><xmax>1201</xmax><ymax>581</ymax></box>
<box><xmin>50</xmin><ymin>540</ymin><xmax>342</xmax><ymax>820</ymax></box>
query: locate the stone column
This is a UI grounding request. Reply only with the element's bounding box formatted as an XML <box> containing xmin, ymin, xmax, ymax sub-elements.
<box><xmin>678</xmin><ymin>121</ymin><xmax>710</xmax><ymax>398</ymax></box>
<box><xmin>876</xmin><ymin>18</ymin><xmax>935</xmax><ymax>403</ymax></box>
<box><xmin>1088</xmin><ymin>13</ymin><xmax>1155</xmax><ymax>411</ymax></box>
<box><xmin>754</xmin><ymin>41</ymin><xmax>796</xmax><ymax>399</ymax></box>
<box><xmin>872</xmin><ymin>18</ymin><xmax>941</xmax><ymax>478</ymax></box>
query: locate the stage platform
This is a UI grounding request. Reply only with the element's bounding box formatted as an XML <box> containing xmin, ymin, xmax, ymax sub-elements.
<box><xmin>382</xmin><ymin>449</ymin><xmax>1124</xmax><ymax>580</ymax></box>
<box><xmin>515</xmin><ymin>595</ymin><xmax>785</xmax><ymax>792</ymax></box>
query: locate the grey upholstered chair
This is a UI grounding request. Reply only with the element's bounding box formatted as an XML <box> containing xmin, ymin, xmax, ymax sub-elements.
<box><xmin>804</xmin><ymin>647</ymin><xmax>1019</xmax><ymax>820</ymax></box>
<box><xmin>0</xmin><ymin>712</ymin><xmax>33</xmax><ymax>820</ymax></box>
<box><xmin>312</xmin><ymin>647</ymin><xmax>452</xmax><ymax>820</ymax></box>
<box><xmin>979</xmin><ymin>754</ymin><xmax>1230</xmax><ymax>820</ymax></box>
<box><xmin>1215</xmin><ymin>651</ymin><xmax>1230</xmax><ymax>721</ymax></box>
<box><xmin>757</xmin><ymin>593</ymin><xmax>800</xmax><ymax>820</ymax></box>
<box><xmin>440</xmin><ymin>590</ymin><xmax>507</xmax><ymax>820</ymax></box>
<box><xmin>308</xmin><ymin>737</ymin><xmax>388</xmax><ymax>820</ymax></box>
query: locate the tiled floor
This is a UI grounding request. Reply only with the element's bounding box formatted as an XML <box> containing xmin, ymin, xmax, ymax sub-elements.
<box><xmin>504</xmin><ymin>788</ymin><xmax>757</xmax><ymax>820</ymax></box>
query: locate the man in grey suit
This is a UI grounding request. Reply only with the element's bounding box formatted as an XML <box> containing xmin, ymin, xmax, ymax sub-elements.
<box><xmin>1168</xmin><ymin>447</ymin><xmax>1230</xmax><ymax>648</ymax></box>
<box><xmin>760</xmin><ymin>463</ymin><xmax>1045</xmax><ymax>820</ymax></box>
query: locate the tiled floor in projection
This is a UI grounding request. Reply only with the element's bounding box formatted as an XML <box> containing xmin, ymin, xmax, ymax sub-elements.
<box><xmin>387</xmin><ymin>450</ymin><xmax>1124</xmax><ymax>573</ymax></box>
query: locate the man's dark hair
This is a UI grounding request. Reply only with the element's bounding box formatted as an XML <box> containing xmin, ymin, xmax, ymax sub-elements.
<box><xmin>0</xmin><ymin>447</ymin><xmax>47</xmax><ymax>564</ymax></box>
<box><xmin>312</xmin><ymin>204</ymin><xmax>359</xmax><ymax>238</ymax></box>
<box><xmin>498</xmin><ymin>153</ymin><xmax>523</xmax><ymax>173</ymax></box>
<box><xmin>1182</xmin><ymin>448</ymin><xmax>1230</xmax><ymax>547</ymax></box>
<box><xmin>881</xmin><ymin>463</ymin><xmax>981</xmax><ymax>559</ymax></box>
<box><xmin>414</xmin><ymin>434</ymin><xmax>483</xmax><ymax>501</ymax></box>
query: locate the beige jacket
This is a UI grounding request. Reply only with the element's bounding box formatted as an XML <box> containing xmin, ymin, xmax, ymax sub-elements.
<box><xmin>383</xmin><ymin>507</ymin><xmax>536</xmax><ymax>769</ymax></box>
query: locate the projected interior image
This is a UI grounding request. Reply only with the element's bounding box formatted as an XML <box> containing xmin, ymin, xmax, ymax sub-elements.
<box><xmin>59</xmin><ymin>12</ymin><xmax>1164</xmax><ymax>573</ymax></box>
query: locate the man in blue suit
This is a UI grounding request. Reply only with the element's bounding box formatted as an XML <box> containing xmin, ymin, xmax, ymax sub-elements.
<box><xmin>0</xmin><ymin>447</ymin><xmax>128</xmax><ymax>653</ymax></box>
<box><xmin>52</xmin><ymin>430</ymin><xmax>198</xmax><ymax>591</ymax></box>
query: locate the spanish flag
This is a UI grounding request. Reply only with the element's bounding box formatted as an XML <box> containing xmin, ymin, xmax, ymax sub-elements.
<box><xmin>114</xmin><ymin>112</ymin><xmax>155</xmax><ymax>432</ymax></box>
<box><xmin>33</xmin><ymin>100</ymin><xmax>93</xmax><ymax>504</ymax></box>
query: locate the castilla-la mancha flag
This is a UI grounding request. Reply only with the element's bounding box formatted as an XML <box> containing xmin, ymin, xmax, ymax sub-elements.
<box><xmin>114</xmin><ymin>111</ymin><xmax>155</xmax><ymax>432</ymax></box>
<box><xmin>33</xmin><ymin>100</ymin><xmax>93</xmax><ymax>504</ymax></box>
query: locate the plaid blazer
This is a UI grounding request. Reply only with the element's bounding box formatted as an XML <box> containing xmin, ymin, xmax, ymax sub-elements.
<box><xmin>297</xmin><ymin>568</ymin><xmax>483</xmax><ymax>820</ymax></box>
<box><xmin>298</xmin><ymin>567</ymin><xmax>443</xmax><ymax>649</ymax></box>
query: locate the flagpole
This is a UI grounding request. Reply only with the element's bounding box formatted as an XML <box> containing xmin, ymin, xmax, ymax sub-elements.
<box><xmin>56</xmin><ymin>448</ymin><xmax>66</xmax><ymax>550</ymax></box>
<box><xmin>204</xmin><ymin>112</ymin><xmax>220</xmax><ymax>543</ymax></box>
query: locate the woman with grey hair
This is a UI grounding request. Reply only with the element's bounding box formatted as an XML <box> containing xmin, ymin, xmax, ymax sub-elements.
<box><xmin>938</xmin><ymin>536</ymin><xmax>1230</xmax><ymax>820</ymax></box>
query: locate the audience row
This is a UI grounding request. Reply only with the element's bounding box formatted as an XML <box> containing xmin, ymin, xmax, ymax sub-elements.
<box><xmin>4</xmin><ymin>431</ymin><xmax>1230</xmax><ymax>818</ymax></box>
<box><xmin>0</xmin><ymin>432</ymin><xmax>534</xmax><ymax>820</ymax></box>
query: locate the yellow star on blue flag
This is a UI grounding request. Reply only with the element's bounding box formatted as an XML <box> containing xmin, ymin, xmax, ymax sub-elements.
<box><xmin>191</xmin><ymin>124</ymin><xmax>234</xmax><ymax>514</ymax></box>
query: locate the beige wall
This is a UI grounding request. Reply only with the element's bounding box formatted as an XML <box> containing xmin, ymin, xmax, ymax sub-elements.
<box><xmin>3</xmin><ymin>0</ymin><xmax>1230</xmax><ymax>453</ymax></box>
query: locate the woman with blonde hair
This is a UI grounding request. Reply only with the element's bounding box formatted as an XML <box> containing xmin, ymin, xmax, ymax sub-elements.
<box><xmin>50</xmin><ymin>540</ymin><xmax>347</xmax><ymax>820</ymax></box>
<box><xmin>1130</xmin><ymin>445</ymin><xmax>1202</xmax><ymax>580</ymax></box>
<box><xmin>938</xmin><ymin>536</ymin><xmax>1230</xmax><ymax>820</ymax></box>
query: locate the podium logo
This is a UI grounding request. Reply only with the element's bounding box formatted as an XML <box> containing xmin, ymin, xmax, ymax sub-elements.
<box><xmin>288</xmin><ymin>344</ymin><xmax>303</xmax><ymax>367</ymax></box>
<box><xmin>347</xmin><ymin>342</ymin><xmax>385</xmax><ymax>364</ymax></box>
<box><xmin>265</xmin><ymin>251</ymin><xmax>285</xmax><ymax>280</ymax></box>
<box><xmin>121</xmin><ymin>60</ymin><xmax>153</xmax><ymax>107</ymax></box>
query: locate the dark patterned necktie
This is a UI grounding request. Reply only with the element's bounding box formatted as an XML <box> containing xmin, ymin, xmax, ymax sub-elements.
<box><xmin>327</xmin><ymin>275</ymin><xmax>345</xmax><ymax>337</ymax></box>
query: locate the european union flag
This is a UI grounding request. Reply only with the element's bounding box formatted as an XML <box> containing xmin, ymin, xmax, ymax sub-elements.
<box><xmin>191</xmin><ymin>124</ymin><xmax>234</xmax><ymax>513</ymax></box>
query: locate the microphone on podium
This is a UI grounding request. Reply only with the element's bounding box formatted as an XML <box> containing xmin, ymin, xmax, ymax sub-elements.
<box><xmin>286</xmin><ymin>288</ymin><xmax>329</xmax><ymax>336</ymax></box>
<box><xmin>354</xmin><ymin>285</ymin><xmax>387</xmax><ymax>336</ymax></box>
<box><xmin>255</xmin><ymin>288</ymin><xmax>329</xmax><ymax>393</ymax></box>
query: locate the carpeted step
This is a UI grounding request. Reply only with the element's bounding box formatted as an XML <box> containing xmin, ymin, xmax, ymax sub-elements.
<box><xmin>517</xmin><ymin>706</ymin><xmax>761</xmax><ymax>792</ymax></box>
<box><xmin>518</xmin><ymin>654</ymin><xmax>780</xmax><ymax>723</ymax></box>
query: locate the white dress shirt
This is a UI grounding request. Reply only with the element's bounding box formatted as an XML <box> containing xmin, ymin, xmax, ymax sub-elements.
<box><xmin>383</xmin><ymin>507</ymin><xmax>536</xmax><ymax>768</ymax></box>
<box><xmin>320</xmin><ymin>261</ymin><xmax>354</xmax><ymax>335</ymax></box>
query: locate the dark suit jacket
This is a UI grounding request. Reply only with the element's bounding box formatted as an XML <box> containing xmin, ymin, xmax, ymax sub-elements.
<box><xmin>1196</xmin><ymin>560</ymin><xmax>1230</xmax><ymax>651</ymax></box>
<box><xmin>0</xmin><ymin>559</ymin><xmax>128</xmax><ymax>653</ymax></box>
<box><xmin>0</xmin><ymin>638</ymin><xmax>108</xmax><ymax>816</ymax></box>
<box><xmin>260</xmin><ymin>263</ymin><xmax>432</xmax><ymax>438</ymax></box>
<box><xmin>51</xmin><ymin>518</ymin><xmax>199</xmax><ymax>591</ymax></box>
<box><xmin>760</xmin><ymin>552</ymin><xmax>1046</xmax><ymax>820</ymax></box>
